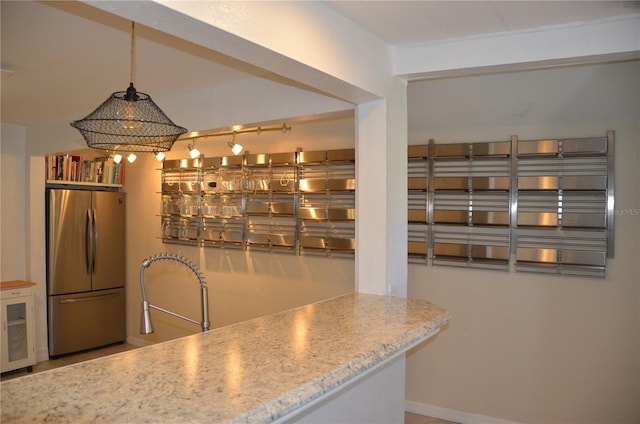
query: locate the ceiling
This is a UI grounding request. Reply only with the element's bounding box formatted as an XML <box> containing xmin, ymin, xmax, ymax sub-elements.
<box><xmin>1</xmin><ymin>1</ymin><xmax>638</xmax><ymax>128</ymax></box>
<box><xmin>325</xmin><ymin>1</ymin><xmax>639</xmax><ymax>45</ymax></box>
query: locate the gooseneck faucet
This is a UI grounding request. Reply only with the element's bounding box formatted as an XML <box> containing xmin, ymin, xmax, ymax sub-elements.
<box><xmin>139</xmin><ymin>253</ymin><xmax>210</xmax><ymax>335</ymax></box>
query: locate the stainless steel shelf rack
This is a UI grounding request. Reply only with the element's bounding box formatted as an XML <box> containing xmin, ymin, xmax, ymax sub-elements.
<box><xmin>408</xmin><ymin>131</ymin><xmax>615</xmax><ymax>277</ymax></box>
<box><xmin>160</xmin><ymin>158</ymin><xmax>204</xmax><ymax>246</ymax></box>
<box><xmin>159</xmin><ymin>148</ymin><xmax>355</xmax><ymax>257</ymax></box>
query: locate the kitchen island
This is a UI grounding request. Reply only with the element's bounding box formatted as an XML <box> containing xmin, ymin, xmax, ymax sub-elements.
<box><xmin>1</xmin><ymin>293</ymin><xmax>449</xmax><ymax>423</ymax></box>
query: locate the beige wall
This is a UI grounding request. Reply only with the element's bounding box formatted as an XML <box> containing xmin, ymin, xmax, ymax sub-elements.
<box><xmin>124</xmin><ymin>115</ymin><xmax>356</xmax><ymax>344</ymax></box>
<box><xmin>405</xmin><ymin>61</ymin><xmax>640</xmax><ymax>423</ymax></box>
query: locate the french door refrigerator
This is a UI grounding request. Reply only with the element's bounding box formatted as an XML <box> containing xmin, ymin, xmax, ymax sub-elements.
<box><xmin>46</xmin><ymin>189</ymin><xmax>126</xmax><ymax>357</ymax></box>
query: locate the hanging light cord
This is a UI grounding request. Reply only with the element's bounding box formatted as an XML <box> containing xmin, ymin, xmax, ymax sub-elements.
<box><xmin>124</xmin><ymin>21</ymin><xmax>139</xmax><ymax>101</ymax></box>
<box><xmin>130</xmin><ymin>21</ymin><xmax>136</xmax><ymax>85</ymax></box>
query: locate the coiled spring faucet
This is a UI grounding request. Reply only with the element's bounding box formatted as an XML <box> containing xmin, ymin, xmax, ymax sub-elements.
<box><xmin>139</xmin><ymin>253</ymin><xmax>210</xmax><ymax>334</ymax></box>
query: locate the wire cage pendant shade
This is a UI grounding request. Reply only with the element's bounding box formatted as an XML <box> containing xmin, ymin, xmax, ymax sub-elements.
<box><xmin>71</xmin><ymin>83</ymin><xmax>187</xmax><ymax>153</ymax></box>
<box><xmin>70</xmin><ymin>22</ymin><xmax>187</xmax><ymax>153</ymax></box>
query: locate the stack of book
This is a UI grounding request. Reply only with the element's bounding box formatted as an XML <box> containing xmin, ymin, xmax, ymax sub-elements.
<box><xmin>45</xmin><ymin>154</ymin><xmax>125</xmax><ymax>185</ymax></box>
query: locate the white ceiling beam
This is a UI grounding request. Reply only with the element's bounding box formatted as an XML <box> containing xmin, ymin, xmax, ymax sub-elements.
<box><xmin>393</xmin><ymin>14</ymin><xmax>640</xmax><ymax>81</ymax></box>
<box><xmin>84</xmin><ymin>0</ymin><xmax>393</xmax><ymax>104</ymax></box>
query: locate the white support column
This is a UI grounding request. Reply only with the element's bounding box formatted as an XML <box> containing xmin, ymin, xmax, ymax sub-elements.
<box><xmin>355</xmin><ymin>78</ymin><xmax>408</xmax><ymax>297</ymax></box>
<box><xmin>27</xmin><ymin>156</ymin><xmax>48</xmax><ymax>361</ymax></box>
<box><xmin>385</xmin><ymin>78</ymin><xmax>408</xmax><ymax>298</ymax></box>
<box><xmin>355</xmin><ymin>100</ymin><xmax>387</xmax><ymax>295</ymax></box>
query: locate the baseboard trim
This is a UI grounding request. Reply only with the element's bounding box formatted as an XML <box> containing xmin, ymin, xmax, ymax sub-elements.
<box><xmin>405</xmin><ymin>400</ymin><xmax>520</xmax><ymax>424</ymax></box>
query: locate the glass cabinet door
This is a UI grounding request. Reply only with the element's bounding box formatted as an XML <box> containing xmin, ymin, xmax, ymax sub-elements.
<box><xmin>6</xmin><ymin>302</ymin><xmax>28</xmax><ymax>362</ymax></box>
<box><xmin>1</xmin><ymin>291</ymin><xmax>36</xmax><ymax>373</ymax></box>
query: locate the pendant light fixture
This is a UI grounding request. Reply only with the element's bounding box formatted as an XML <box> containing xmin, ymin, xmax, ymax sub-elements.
<box><xmin>70</xmin><ymin>22</ymin><xmax>187</xmax><ymax>153</ymax></box>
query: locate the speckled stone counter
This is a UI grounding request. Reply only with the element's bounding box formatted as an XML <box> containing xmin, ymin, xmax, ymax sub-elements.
<box><xmin>1</xmin><ymin>293</ymin><xmax>449</xmax><ymax>423</ymax></box>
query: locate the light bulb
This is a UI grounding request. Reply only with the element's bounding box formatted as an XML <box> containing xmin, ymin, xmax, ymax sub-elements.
<box><xmin>120</xmin><ymin>104</ymin><xmax>142</xmax><ymax>130</ymax></box>
<box><xmin>227</xmin><ymin>141</ymin><xmax>243</xmax><ymax>155</ymax></box>
<box><xmin>113</xmin><ymin>154</ymin><xmax>123</xmax><ymax>164</ymax></box>
<box><xmin>189</xmin><ymin>145</ymin><xmax>201</xmax><ymax>159</ymax></box>
<box><xmin>127</xmin><ymin>153</ymin><xmax>137</xmax><ymax>163</ymax></box>
<box><xmin>155</xmin><ymin>152</ymin><xmax>166</xmax><ymax>161</ymax></box>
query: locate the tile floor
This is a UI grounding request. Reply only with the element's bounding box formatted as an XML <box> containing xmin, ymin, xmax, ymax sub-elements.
<box><xmin>2</xmin><ymin>343</ymin><xmax>457</xmax><ymax>424</ymax></box>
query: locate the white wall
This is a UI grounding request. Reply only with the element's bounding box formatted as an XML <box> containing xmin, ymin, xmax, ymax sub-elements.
<box><xmin>405</xmin><ymin>61</ymin><xmax>640</xmax><ymax>424</ymax></box>
<box><xmin>0</xmin><ymin>124</ymin><xmax>49</xmax><ymax>361</ymax></box>
<box><xmin>0</xmin><ymin>124</ymin><xmax>27</xmax><ymax>280</ymax></box>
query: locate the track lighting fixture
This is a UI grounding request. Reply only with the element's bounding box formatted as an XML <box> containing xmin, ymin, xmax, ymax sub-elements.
<box><xmin>177</xmin><ymin>123</ymin><xmax>290</xmax><ymax>158</ymax></box>
<box><xmin>227</xmin><ymin>133</ymin><xmax>243</xmax><ymax>155</ymax></box>
<box><xmin>229</xmin><ymin>142</ymin><xmax>243</xmax><ymax>155</ymax></box>
<box><xmin>111</xmin><ymin>150</ymin><xmax>136</xmax><ymax>164</ymax></box>
<box><xmin>188</xmin><ymin>141</ymin><xmax>201</xmax><ymax>159</ymax></box>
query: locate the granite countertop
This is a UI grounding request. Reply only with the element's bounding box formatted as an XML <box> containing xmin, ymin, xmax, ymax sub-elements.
<box><xmin>1</xmin><ymin>293</ymin><xmax>450</xmax><ymax>423</ymax></box>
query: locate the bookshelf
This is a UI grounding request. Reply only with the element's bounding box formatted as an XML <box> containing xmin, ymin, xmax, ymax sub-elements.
<box><xmin>45</xmin><ymin>153</ymin><xmax>125</xmax><ymax>188</ymax></box>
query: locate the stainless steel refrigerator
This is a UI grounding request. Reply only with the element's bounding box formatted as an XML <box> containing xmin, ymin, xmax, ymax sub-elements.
<box><xmin>46</xmin><ymin>189</ymin><xmax>126</xmax><ymax>357</ymax></box>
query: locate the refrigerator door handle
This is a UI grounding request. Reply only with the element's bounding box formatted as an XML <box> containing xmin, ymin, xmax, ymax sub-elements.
<box><xmin>59</xmin><ymin>292</ymin><xmax>119</xmax><ymax>304</ymax></box>
<box><xmin>92</xmin><ymin>209</ymin><xmax>98</xmax><ymax>274</ymax></box>
<box><xmin>85</xmin><ymin>210</ymin><xmax>92</xmax><ymax>274</ymax></box>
